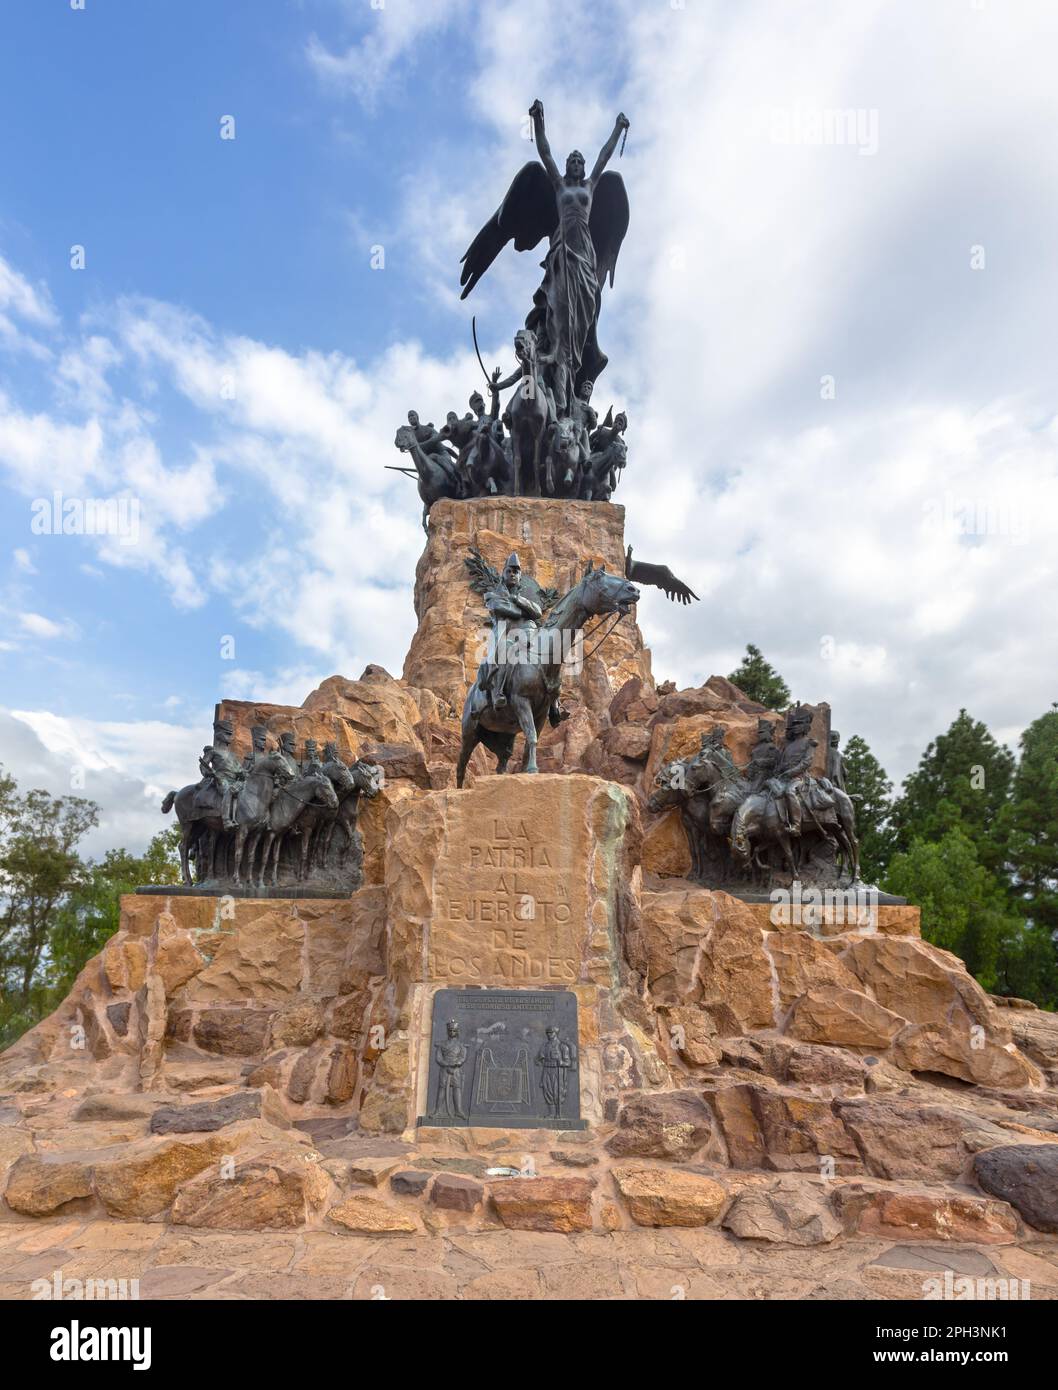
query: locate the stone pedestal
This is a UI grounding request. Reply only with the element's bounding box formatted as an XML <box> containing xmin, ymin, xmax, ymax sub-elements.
<box><xmin>365</xmin><ymin>772</ymin><xmax>666</xmax><ymax>1137</ymax></box>
<box><xmin>402</xmin><ymin>497</ymin><xmax>653</xmax><ymax>718</ymax></box>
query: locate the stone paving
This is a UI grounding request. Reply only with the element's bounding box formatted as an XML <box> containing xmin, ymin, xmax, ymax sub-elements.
<box><xmin>1</xmin><ymin>1213</ymin><xmax>1055</xmax><ymax>1301</ymax></box>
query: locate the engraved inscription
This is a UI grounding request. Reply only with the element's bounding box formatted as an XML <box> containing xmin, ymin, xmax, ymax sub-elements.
<box><xmin>430</xmin><ymin>813</ymin><xmax>584</xmax><ymax>984</ymax></box>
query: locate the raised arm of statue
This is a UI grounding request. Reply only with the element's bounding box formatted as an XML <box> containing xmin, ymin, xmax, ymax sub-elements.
<box><xmin>530</xmin><ymin>99</ymin><xmax>561</xmax><ymax>186</ymax></box>
<box><xmin>590</xmin><ymin>113</ymin><xmax>629</xmax><ymax>184</ymax></box>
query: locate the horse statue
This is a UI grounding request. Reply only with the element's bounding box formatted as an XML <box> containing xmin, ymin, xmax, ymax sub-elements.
<box><xmin>546</xmin><ymin>417</ymin><xmax>582</xmax><ymax>497</ymax></box>
<box><xmin>162</xmin><ymin>753</ymin><xmax>339</xmax><ymax>890</ymax></box>
<box><xmin>456</xmin><ymin>562</ymin><xmax>639</xmax><ymax>785</ymax></box>
<box><xmin>729</xmin><ymin>778</ymin><xmax>859</xmax><ymax>885</ymax></box>
<box><xmin>394</xmin><ymin>424</ymin><xmax>463</xmax><ymax>532</ymax></box>
<box><xmin>649</xmin><ymin>743</ymin><xmax>748</xmax><ymax>882</ymax></box>
<box><xmin>580</xmin><ymin>433</ymin><xmax>627</xmax><ymax>501</ymax></box>
<box><xmin>503</xmin><ymin>328</ymin><xmax>554</xmax><ymax>496</ymax></box>
<box><xmin>302</xmin><ymin>756</ymin><xmax>385</xmax><ymax>879</ymax></box>
<box><xmin>650</xmin><ymin>739</ymin><xmax>860</xmax><ymax>888</ymax></box>
<box><xmin>459</xmin><ymin>418</ymin><xmax>511</xmax><ymax>497</ymax></box>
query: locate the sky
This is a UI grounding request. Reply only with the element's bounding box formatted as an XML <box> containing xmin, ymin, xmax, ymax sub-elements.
<box><xmin>0</xmin><ymin>0</ymin><xmax>1056</xmax><ymax>858</ymax></box>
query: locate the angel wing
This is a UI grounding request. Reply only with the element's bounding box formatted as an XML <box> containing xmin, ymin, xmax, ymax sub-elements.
<box><xmin>460</xmin><ymin>163</ymin><xmax>557</xmax><ymax>300</ymax></box>
<box><xmin>464</xmin><ymin>548</ymin><xmax>559</xmax><ymax>611</ymax></box>
<box><xmin>625</xmin><ymin>547</ymin><xmax>699</xmax><ymax>605</ymax></box>
<box><xmin>589</xmin><ymin>171</ymin><xmax>629</xmax><ymax>289</ymax></box>
<box><xmin>464</xmin><ymin>547</ymin><xmax>502</xmax><ymax>596</ymax></box>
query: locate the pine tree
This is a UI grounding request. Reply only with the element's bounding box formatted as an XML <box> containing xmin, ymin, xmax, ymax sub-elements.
<box><xmin>840</xmin><ymin>734</ymin><xmax>894</xmax><ymax>883</ymax></box>
<box><xmin>889</xmin><ymin>709</ymin><xmax>1014</xmax><ymax>873</ymax></box>
<box><xmin>1007</xmin><ymin>706</ymin><xmax>1058</xmax><ymax>936</ymax></box>
<box><xmin>727</xmin><ymin>644</ymin><xmax>791</xmax><ymax>709</ymax></box>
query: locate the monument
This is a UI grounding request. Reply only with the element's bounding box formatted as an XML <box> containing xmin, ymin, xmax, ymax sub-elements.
<box><xmin>1</xmin><ymin>98</ymin><xmax>1054</xmax><ymax>1271</ymax></box>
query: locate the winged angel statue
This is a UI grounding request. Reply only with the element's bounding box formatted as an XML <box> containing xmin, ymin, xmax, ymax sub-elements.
<box><xmin>460</xmin><ymin>99</ymin><xmax>630</xmax><ymax>415</ymax></box>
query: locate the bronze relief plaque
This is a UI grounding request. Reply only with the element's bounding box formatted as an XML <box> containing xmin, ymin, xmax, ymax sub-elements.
<box><xmin>419</xmin><ymin>987</ymin><xmax>586</xmax><ymax>1130</ymax></box>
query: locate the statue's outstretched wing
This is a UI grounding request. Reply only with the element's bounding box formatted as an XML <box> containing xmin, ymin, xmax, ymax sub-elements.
<box><xmin>590</xmin><ymin>171</ymin><xmax>629</xmax><ymax>289</ymax></box>
<box><xmin>464</xmin><ymin>547</ymin><xmax>502</xmax><ymax>596</ymax></box>
<box><xmin>625</xmin><ymin>547</ymin><xmax>699</xmax><ymax>605</ymax></box>
<box><xmin>459</xmin><ymin>162</ymin><xmax>558</xmax><ymax>300</ymax></box>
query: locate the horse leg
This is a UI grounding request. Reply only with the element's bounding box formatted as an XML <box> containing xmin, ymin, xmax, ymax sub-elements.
<box><xmin>512</xmin><ymin>694</ymin><xmax>539</xmax><ymax>774</ymax></box>
<box><xmin>231</xmin><ymin>825</ymin><xmax>246</xmax><ymax>887</ymax></box>
<box><xmin>179</xmin><ymin>824</ymin><xmax>193</xmax><ymax>886</ymax></box>
<box><xmin>456</xmin><ymin>719</ymin><xmax>480</xmax><ymax>788</ymax></box>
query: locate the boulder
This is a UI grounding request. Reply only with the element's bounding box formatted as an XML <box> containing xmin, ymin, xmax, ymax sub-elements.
<box><xmin>972</xmin><ymin>1144</ymin><xmax>1058</xmax><ymax>1233</ymax></box>
<box><xmin>722</xmin><ymin>1178</ymin><xmax>842</xmax><ymax>1245</ymax></box>
<box><xmin>836</xmin><ymin>1184</ymin><xmax>1019</xmax><ymax>1243</ymax></box>
<box><xmin>785</xmin><ymin>985</ymin><xmax>906</xmax><ymax>1049</ymax></box>
<box><xmin>611</xmin><ymin>1166</ymin><xmax>726</xmax><ymax>1227</ymax></box>
<box><xmin>193</xmin><ymin>1008</ymin><xmax>275</xmax><ymax>1057</ymax></box>
<box><xmin>842</xmin><ymin>935</ymin><xmax>998</xmax><ymax>1032</ymax></box>
<box><xmin>4</xmin><ymin>1154</ymin><xmax>94</xmax><ymax>1215</ymax></box>
<box><xmin>605</xmin><ymin>1090</ymin><xmax>715</xmax><ymax>1161</ymax></box>
<box><xmin>836</xmin><ymin>1100</ymin><xmax>1017</xmax><ymax>1182</ymax></box>
<box><xmin>171</xmin><ymin>1152</ymin><xmax>329</xmax><ymax>1230</ymax></box>
<box><xmin>638</xmin><ymin>889</ymin><xmax>775</xmax><ymax>1032</ymax></box>
<box><xmin>707</xmin><ymin>1083</ymin><xmax>862</xmax><ymax>1174</ymax></box>
<box><xmin>892</xmin><ymin>1023</ymin><xmax>1041</xmax><ymax>1089</ymax></box>
<box><xmin>149</xmin><ymin>1087</ymin><xmax>287</xmax><ymax>1135</ymax></box>
<box><xmin>328</xmin><ymin>1194</ymin><xmax>420</xmax><ymax>1234</ymax></box>
<box><xmin>430</xmin><ymin>1173</ymin><xmax>483</xmax><ymax>1212</ymax></box>
<box><xmin>489</xmin><ymin>1176</ymin><xmax>596</xmax><ymax>1233</ymax></box>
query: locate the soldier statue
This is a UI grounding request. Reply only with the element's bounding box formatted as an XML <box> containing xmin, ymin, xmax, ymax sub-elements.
<box><xmin>475</xmin><ymin>552</ymin><xmax>566</xmax><ymax>727</ymax></box>
<box><xmin>197</xmin><ymin>715</ymin><xmax>245</xmax><ymax>831</ymax></box>
<box><xmin>275</xmin><ymin>731</ymin><xmax>300</xmax><ymax>784</ymax></box>
<box><xmin>243</xmin><ymin>724</ymin><xmax>269</xmax><ymax>772</ymax></box>
<box><xmin>827</xmin><ymin>731</ymin><xmax>847</xmax><ymax>792</ymax></box>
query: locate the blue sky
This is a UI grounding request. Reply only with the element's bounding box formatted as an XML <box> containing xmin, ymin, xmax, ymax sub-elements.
<box><xmin>1</xmin><ymin>0</ymin><xmax>1057</xmax><ymax>855</ymax></box>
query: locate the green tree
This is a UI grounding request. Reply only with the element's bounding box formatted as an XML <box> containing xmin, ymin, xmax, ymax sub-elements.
<box><xmin>0</xmin><ymin>784</ymin><xmax>98</xmax><ymax>1002</ymax></box>
<box><xmin>840</xmin><ymin>734</ymin><xmax>894</xmax><ymax>883</ymax></box>
<box><xmin>890</xmin><ymin>709</ymin><xmax>1014</xmax><ymax>873</ymax></box>
<box><xmin>1007</xmin><ymin>706</ymin><xmax>1058</xmax><ymax>936</ymax></box>
<box><xmin>48</xmin><ymin>828</ymin><xmax>182</xmax><ymax>999</ymax></box>
<box><xmin>882</xmin><ymin>827</ymin><xmax>1028</xmax><ymax>995</ymax></box>
<box><xmin>728</xmin><ymin>644</ymin><xmax>791</xmax><ymax>709</ymax></box>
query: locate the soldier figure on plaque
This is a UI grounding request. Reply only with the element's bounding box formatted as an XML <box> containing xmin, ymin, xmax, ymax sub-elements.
<box><xmin>536</xmin><ymin>1025</ymin><xmax>576</xmax><ymax>1119</ymax></box>
<box><xmin>429</xmin><ymin>1019</ymin><xmax>468</xmax><ymax>1121</ymax></box>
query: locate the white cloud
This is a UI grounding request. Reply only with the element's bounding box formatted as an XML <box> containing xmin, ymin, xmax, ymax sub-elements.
<box><xmin>17</xmin><ymin>611</ymin><xmax>73</xmax><ymax>640</ymax></box>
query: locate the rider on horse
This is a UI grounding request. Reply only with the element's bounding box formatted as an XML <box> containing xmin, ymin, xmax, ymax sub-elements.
<box><xmin>475</xmin><ymin>552</ymin><xmax>566</xmax><ymax>726</ymax></box>
<box><xmin>197</xmin><ymin>716</ymin><xmax>245</xmax><ymax>831</ymax></box>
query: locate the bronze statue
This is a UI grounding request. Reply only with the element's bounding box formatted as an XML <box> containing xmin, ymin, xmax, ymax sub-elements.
<box><xmin>197</xmin><ymin>716</ymin><xmax>245</xmax><ymax>831</ymax></box>
<box><xmin>650</xmin><ymin>710</ymin><xmax>862</xmax><ymax>891</ymax></box>
<box><xmin>624</xmin><ymin>546</ymin><xmax>699</xmax><ymax>605</ymax></box>
<box><xmin>458</xmin><ymin>550</ymin><xmax>638</xmax><ymax>783</ymax></box>
<box><xmin>460</xmin><ymin>100</ymin><xmax>630</xmax><ymax>415</ymax></box>
<box><xmin>158</xmin><ymin>711</ymin><xmax>382</xmax><ymax>894</ymax></box>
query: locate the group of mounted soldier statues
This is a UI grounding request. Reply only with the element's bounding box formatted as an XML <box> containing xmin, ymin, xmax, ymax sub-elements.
<box><xmin>160</xmin><ymin>716</ymin><xmax>383</xmax><ymax>893</ymax></box>
<box><xmin>650</xmin><ymin>708</ymin><xmax>861</xmax><ymax>890</ymax></box>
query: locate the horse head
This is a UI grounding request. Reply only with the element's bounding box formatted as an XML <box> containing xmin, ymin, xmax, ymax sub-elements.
<box><xmin>309</xmin><ymin>774</ymin><xmax>340</xmax><ymax>811</ymax></box>
<box><xmin>352</xmin><ymin>760</ymin><xmax>385</xmax><ymax>798</ymax></box>
<box><xmin>579</xmin><ymin>562</ymin><xmax>639</xmax><ymax>618</ymax></box>
<box><xmin>394</xmin><ymin>424</ymin><xmax>417</xmax><ymax>452</ymax></box>
<box><xmin>647</xmin><ymin>757</ymin><xmax>690</xmax><ymax>812</ymax></box>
